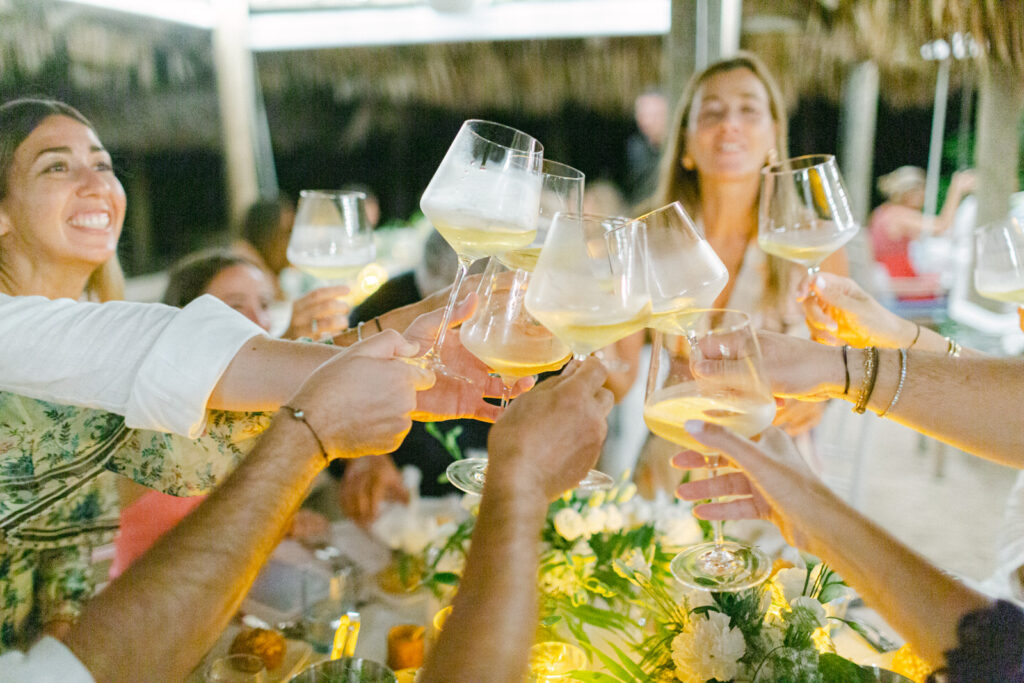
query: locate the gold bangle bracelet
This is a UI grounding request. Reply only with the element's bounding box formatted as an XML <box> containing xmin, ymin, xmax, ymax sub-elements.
<box><xmin>854</xmin><ymin>346</ymin><xmax>879</xmax><ymax>414</ymax></box>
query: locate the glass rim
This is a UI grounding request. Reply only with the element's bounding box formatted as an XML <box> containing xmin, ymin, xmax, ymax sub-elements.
<box><xmin>552</xmin><ymin>211</ymin><xmax>635</xmax><ymax>227</ymax></box>
<box><xmin>665</xmin><ymin>308</ymin><xmax>752</xmax><ymax>335</ymax></box>
<box><xmin>298</xmin><ymin>189</ymin><xmax>367</xmax><ymax>201</ymax></box>
<box><xmin>462</xmin><ymin>118</ymin><xmax>545</xmax><ymax>156</ymax></box>
<box><xmin>761</xmin><ymin>153</ymin><xmax>837</xmax><ymax>176</ymax></box>
<box><xmin>634</xmin><ymin>200</ymin><xmax>696</xmax><ymax>226</ymax></box>
<box><xmin>541</xmin><ymin>158</ymin><xmax>584</xmax><ymax>180</ymax></box>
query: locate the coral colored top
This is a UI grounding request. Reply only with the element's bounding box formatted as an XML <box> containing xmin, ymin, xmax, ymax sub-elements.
<box><xmin>870</xmin><ymin>203</ymin><xmax>917</xmax><ymax>278</ymax></box>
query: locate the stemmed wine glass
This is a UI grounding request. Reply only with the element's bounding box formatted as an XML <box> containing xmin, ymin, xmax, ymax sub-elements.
<box><xmin>525</xmin><ymin>212</ymin><xmax>650</xmax><ymax>491</ymax></box>
<box><xmin>447</xmin><ymin>258</ymin><xmax>572</xmax><ymax>494</ymax></box>
<box><xmin>974</xmin><ymin>216</ymin><xmax>1024</xmax><ymax>304</ymax></box>
<box><xmin>643</xmin><ymin>310</ymin><xmax>776</xmax><ymax>591</ymax></box>
<box><xmin>419</xmin><ymin>120</ymin><xmax>544</xmax><ymax>377</ymax></box>
<box><xmin>638</xmin><ymin>201</ymin><xmax>728</xmax><ymax>335</ymax></box>
<box><xmin>525</xmin><ymin>213</ymin><xmax>650</xmax><ymax>361</ymax></box>
<box><xmin>286</xmin><ymin>190</ymin><xmax>376</xmax><ymax>289</ymax></box>
<box><xmin>758</xmin><ymin>154</ymin><xmax>857</xmax><ymax>278</ymax></box>
<box><xmin>499</xmin><ymin>159</ymin><xmax>585</xmax><ymax>272</ymax></box>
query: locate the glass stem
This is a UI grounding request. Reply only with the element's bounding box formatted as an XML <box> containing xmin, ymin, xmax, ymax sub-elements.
<box><xmin>499</xmin><ymin>379</ymin><xmax>513</xmax><ymax>409</ymax></box>
<box><xmin>422</xmin><ymin>257</ymin><xmax>472</xmax><ymax>362</ymax></box>
<box><xmin>705</xmin><ymin>452</ymin><xmax>725</xmax><ymax>548</ymax></box>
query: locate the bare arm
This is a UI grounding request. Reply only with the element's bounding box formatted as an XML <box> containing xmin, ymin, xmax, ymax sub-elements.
<box><xmin>422</xmin><ymin>360</ymin><xmax>614</xmax><ymax>682</ymax></box>
<box><xmin>759</xmin><ymin>332</ymin><xmax>1024</xmax><ymax>467</ymax></box>
<box><xmin>675</xmin><ymin>424</ymin><xmax>991</xmax><ymax>667</ymax></box>
<box><xmin>66</xmin><ymin>333</ymin><xmax>433</xmax><ymax>681</ymax></box>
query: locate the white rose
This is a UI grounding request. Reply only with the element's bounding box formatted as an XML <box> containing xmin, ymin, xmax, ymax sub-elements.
<box><xmin>602</xmin><ymin>504</ymin><xmax>625</xmax><ymax>533</ymax></box>
<box><xmin>583</xmin><ymin>508</ymin><xmax>607</xmax><ymax>536</ymax></box>
<box><xmin>657</xmin><ymin>516</ymin><xmax>703</xmax><ymax>549</ymax></box>
<box><xmin>681</xmin><ymin>586</ymin><xmax>715</xmax><ymax>611</ymax></box>
<box><xmin>553</xmin><ymin>507</ymin><xmax>587</xmax><ymax>542</ymax></box>
<box><xmin>790</xmin><ymin>596</ymin><xmax>828</xmax><ymax>629</ymax></box>
<box><xmin>772</xmin><ymin>567</ymin><xmax>811</xmax><ymax>606</ymax></box>
<box><xmin>671</xmin><ymin>611</ymin><xmax>745</xmax><ymax>683</ymax></box>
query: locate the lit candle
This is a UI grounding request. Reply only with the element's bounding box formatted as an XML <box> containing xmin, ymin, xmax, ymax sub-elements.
<box><xmin>527</xmin><ymin>641</ymin><xmax>587</xmax><ymax>681</ymax></box>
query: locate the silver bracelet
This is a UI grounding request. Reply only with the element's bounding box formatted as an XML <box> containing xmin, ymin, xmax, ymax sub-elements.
<box><xmin>945</xmin><ymin>336</ymin><xmax>962</xmax><ymax>358</ymax></box>
<box><xmin>879</xmin><ymin>348</ymin><xmax>908</xmax><ymax>418</ymax></box>
<box><xmin>356</xmin><ymin>320</ymin><xmax>366</xmax><ymax>342</ymax></box>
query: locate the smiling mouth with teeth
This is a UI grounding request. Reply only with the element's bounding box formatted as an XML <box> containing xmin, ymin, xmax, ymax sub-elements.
<box><xmin>69</xmin><ymin>213</ymin><xmax>111</xmax><ymax>230</ymax></box>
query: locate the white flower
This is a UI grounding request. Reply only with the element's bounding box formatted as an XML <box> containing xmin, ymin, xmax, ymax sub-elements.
<box><xmin>553</xmin><ymin>507</ymin><xmax>587</xmax><ymax>541</ymax></box>
<box><xmin>656</xmin><ymin>516</ymin><xmax>703</xmax><ymax>549</ymax></box>
<box><xmin>773</xmin><ymin>566</ymin><xmax>818</xmax><ymax>606</ymax></box>
<box><xmin>602</xmin><ymin>504</ymin><xmax>625</xmax><ymax>533</ymax></box>
<box><xmin>671</xmin><ymin>611</ymin><xmax>746</xmax><ymax>683</ymax></box>
<box><xmin>583</xmin><ymin>508</ymin><xmax>607</xmax><ymax>536</ymax></box>
<box><xmin>459</xmin><ymin>493</ymin><xmax>481</xmax><ymax>514</ymax></box>
<box><xmin>434</xmin><ymin>549</ymin><xmax>465</xmax><ymax>576</ymax></box>
<box><xmin>570</xmin><ymin>539</ymin><xmax>595</xmax><ymax>561</ymax></box>
<box><xmin>587</xmin><ymin>490</ymin><xmax>607</xmax><ymax>507</ymax></box>
<box><xmin>790</xmin><ymin>596</ymin><xmax>828</xmax><ymax>629</ymax></box>
<box><xmin>681</xmin><ymin>586</ymin><xmax>715</xmax><ymax>611</ymax></box>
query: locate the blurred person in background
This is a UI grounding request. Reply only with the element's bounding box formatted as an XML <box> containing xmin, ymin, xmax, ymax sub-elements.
<box><xmin>635</xmin><ymin>52</ymin><xmax>848</xmax><ymax>497</ymax></box>
<box><xmin>624</xmin><ymin>89</ymin><xmax>670</xmax><ymax>206</ymax></box>
<box><xmin>869</xmin><ymin>165</ymin><xmax>976</xmax><ymax>298</ymax></box>
<box><xmin>235</xmin><ymin>195</ymin><xmax>350</xmax><ymax>340</ymax></box>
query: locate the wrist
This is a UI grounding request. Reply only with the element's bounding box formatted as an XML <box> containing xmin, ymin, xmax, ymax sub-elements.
<box><xmin>823</xmin><ymin>345</ymin><xmax>848</xmax><ymax>399</ymax></box>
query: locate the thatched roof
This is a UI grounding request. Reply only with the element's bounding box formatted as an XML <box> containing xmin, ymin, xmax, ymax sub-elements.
<box><xmin>1</xmin><ymin>0</ymin><xmax>1021</xmax><ymax>149</ymax></box>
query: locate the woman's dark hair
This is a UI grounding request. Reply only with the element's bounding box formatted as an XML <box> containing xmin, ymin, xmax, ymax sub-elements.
<box><xmin>0</xmin><ymin>98</ymin><xmax>93</xmax><ymax>201</ymax></box>
<box><xmin>163</xmin><ymin>248</ymin><xmax>258</xmax><ymax>308</ymax></box>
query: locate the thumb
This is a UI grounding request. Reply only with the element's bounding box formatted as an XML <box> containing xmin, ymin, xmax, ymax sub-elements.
<box><xmin>351</xmin><ymin>328</ymin><xmax>420</xmax><ymax>359</ymax></box>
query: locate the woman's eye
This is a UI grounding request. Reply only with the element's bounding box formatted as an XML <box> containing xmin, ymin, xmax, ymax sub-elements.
<box><xmin>95</xmin><ymin>161</ymin><xmax>114</xmax><ymax>172</ymax></box>
<box><xmin>42</xmin><ymin>162</ymin><xmax>68</xmax><ymax>173</ymax></box>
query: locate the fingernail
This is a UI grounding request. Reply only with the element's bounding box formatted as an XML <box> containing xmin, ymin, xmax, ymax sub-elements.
<box><xmin>684</xmin><ymin>419</ymin><xmax>705</xmax><ymax>434</ymax></box>
<box><xmin>815</xmin><ymin>275</ymin><xmax>826</xmax><ymax>290</ymax></box>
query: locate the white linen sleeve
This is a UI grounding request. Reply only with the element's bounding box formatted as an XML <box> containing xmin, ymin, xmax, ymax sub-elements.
<box><xmin>0</xmin><ymin>636</ymin><xmax>96</xmax><ymax>683</ymax></box>
<box><xmin>0</xmin><ymin>293</ymin><xmax>265</xmax><ymax>437</ymax></box>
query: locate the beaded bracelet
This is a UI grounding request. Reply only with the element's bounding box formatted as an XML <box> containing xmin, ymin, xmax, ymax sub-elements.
<box><xmin>853</xmin><ymin>346</ymin><xmax>879</xmax><ymax>414</ymax></box>
<box><xmin>879</xmin><ymin>348</ymin><xmax>908</xmax><ymax>418</ymax></box>
<box><xmin>282</xmin><ymin>405</ymin><xmax>329</xmax><ymax>462</ymax></box>
<box><xmin>945</xmin><ymin>336</ymin><xmax>962</xmax><ymax>358</ymax></box>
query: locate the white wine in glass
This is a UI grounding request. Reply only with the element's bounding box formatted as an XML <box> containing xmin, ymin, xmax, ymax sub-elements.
<box><xmin>287</xmin><ymin>190</ymin><xmax>376</xmax><ymax>285</ymax></box>
<box><xmin>498</xmin><ymin>159</ymin><xmax>584</xmax><ymax>273</ymax></box>
<box><xmin>974</xmin><ymin>217</ymin><xmax>1024</xmax><ymax>304</ymax></box>
<box><xmin>450</xmin><ymin>258</ymin><xmax>571</xmax><ymax>494</ymax></box>
<box><xmin>644</xmin><ymin>310</ymin><xmax>776</xmax><ymax>592</ymax></box>
<box><xmin>636</xmin><ymin>201</ymin><xmax>728</xmax><ymax>335</ymax></box>
<box><xmin>758</xmin><ymin>154</ymin><xmax>857</xmax><ymax>276</ymax></box>
<box><xmin>419</xmin><ymin>120</ymin><xmax>544</xmax><ymax>376</ymax></box>
<box><xmin>526</xmin><ymin>213</ymin><xmax>651</xmax><ymax>361</ymax></box>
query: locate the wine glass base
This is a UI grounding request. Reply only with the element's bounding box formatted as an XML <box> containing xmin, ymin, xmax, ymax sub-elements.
<box><xmin>413</xmin><ymin>353</ymin><xmax>476</xmax><ymax>386</ymax></box>
<box><xmin>670</xmin><ymin>541</ymin><xmax>770</xmax><ymax>592</ymax></box>
<box><xmin>444</xmin><ymin>460</ymin><xmax>615</xmax><ymax>495</ymax></box>
<box><xmin>446</xmin><ymin>458</ymin><xmax>488</xmax><ymax>495</ymax></box>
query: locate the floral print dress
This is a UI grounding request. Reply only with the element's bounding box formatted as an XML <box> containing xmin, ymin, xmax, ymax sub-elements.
<box><xmin>0</xmin><ymin>392</ymin><xmax>269</xmax><ymax>651</ymax></box>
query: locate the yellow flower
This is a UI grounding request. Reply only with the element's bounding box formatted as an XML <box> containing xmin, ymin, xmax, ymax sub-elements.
<box><xmin>891</xmin><ymin>643</ymin><xmax>935</xmax><ymax>683</ymax></box>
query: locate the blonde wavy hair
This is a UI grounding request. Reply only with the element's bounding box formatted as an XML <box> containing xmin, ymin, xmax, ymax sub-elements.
<box><xmin>0</xmin><ymin>97</ymin><xmax>125</xmax><ymax>302</ymax></box>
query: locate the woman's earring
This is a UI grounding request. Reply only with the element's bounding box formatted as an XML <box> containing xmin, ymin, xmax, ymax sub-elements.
<box><xmin>681</xmin><ymin>155</ymin><xmax>695</xmax><ymax>170</ymax></box>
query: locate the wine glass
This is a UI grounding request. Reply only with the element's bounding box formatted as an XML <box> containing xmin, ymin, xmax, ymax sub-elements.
<box><xmin>419</xmin><ymin>120</ymin><xmax>544</xmax><ymax>377</ymax></box>
<box><xmin>448</xmin><ymin>258</ymin><xmax>572</xmax><ymax>494</ymax></box>
<box><xmin>758</xmin><ymin>154</ymin><xmax>858</xmax><ymax>277</ymax></box>
<box><xmin>643</xmin><ymin>310</ymin><xmax>776</xmax><ymax>591</ymax></box>
<box><xmin>498</xmin><ymin>159</ymin><xmax>585</xmax><ymax>272</ymax></box>
<box><xmin>637</xmin><ymin>201</ymin><xmax>728</xmax><ymax>335</ymax></box>
<box><xmin>525</xmin><ymin>212</ymin><xmax>650</xmax><ymax>362</ymax></box>
<box><xmin>974</xmin><ymin>216</ymin><xmax>1024</xmax><ymax>304</ymax></box>
<box><xmin>286</xmin><ymin>190</ymin><xmax>376</xmax><ymax>290</ymax></box>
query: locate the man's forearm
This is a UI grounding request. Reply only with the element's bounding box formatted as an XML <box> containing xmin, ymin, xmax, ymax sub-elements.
<box><xmin>65</xmin><ymin>418</ymin><xmax>326</xmax><ymax>682</ymax></box>
<box><xmin>421</xmin><ymin>476</ymin><xmax>549</xmax><ymax>682</ymax></box>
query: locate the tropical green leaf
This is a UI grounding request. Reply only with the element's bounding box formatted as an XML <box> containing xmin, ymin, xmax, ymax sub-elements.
<box><xmin>818</xmin><ymin>653</ymin><xmax>876</xmax><ymax>681</ymax></box>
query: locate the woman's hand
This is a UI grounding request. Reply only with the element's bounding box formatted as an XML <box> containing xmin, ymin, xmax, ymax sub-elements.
<box><xmin>338</xmin><ymin>455</ymin><xmax>410</xmax><ymax>528</ymax></box>
<box><xmin>772</xmin><ymin>397</ymin><xmax>826</xmax><ymax>436</ymax></box>
<box><xmin>798</xmin><ymin>272</ymin><xmax>916</xmax><ymax>348</ymax></box>
<box><xmin>286</xmin><ymin>285</ymin><xmax>351</xmax><ymax>340</ymax></box>
<box><xmin>671</xmin><ymin>424</ymin><xmax>824</xmax><ymax>550</ymax></box>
